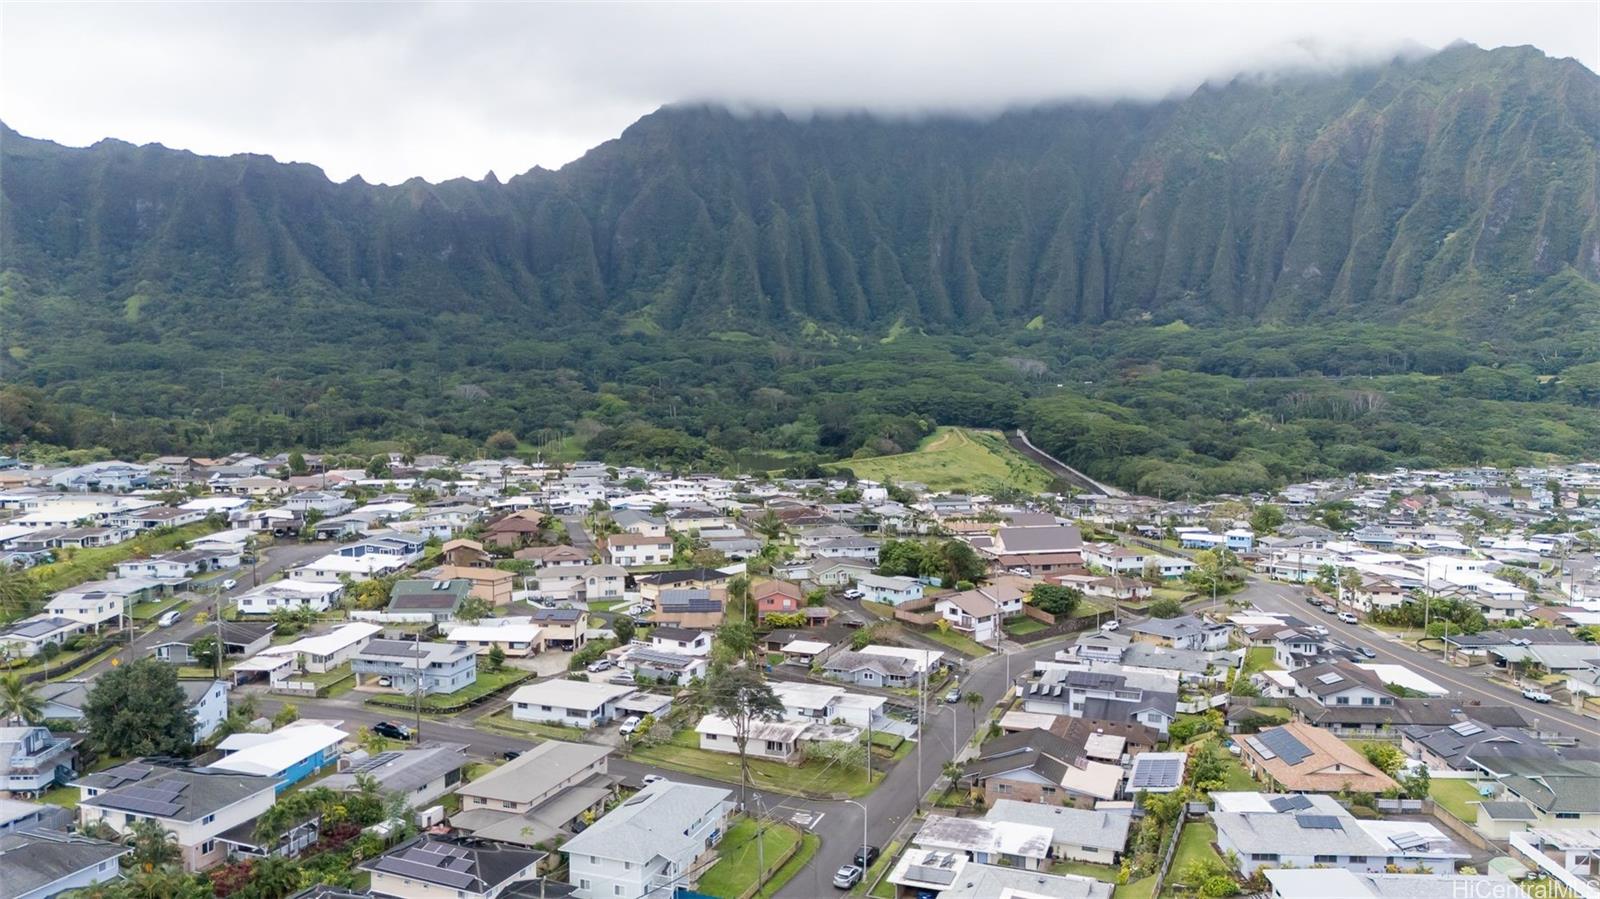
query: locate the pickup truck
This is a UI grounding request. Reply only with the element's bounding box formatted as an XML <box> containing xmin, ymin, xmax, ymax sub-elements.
<box><xmin>1521</xmin><ymin>687</ymin><xmax>1553</xmax><ymax>703</ymax></box>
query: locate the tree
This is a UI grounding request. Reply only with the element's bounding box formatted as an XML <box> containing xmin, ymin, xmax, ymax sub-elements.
<box><xmin>0</xmin><ymin>673</ymin><xmax>43</xmax><ymax>725</ymax></box>
<box><xmin>705</xmin><ymin>667</ymin><xmax>784</xmax><ymax>808</ymax></box>
<box><xmin>0</xmin><ymin>567</ymin><xmax>46</xmax><ymax>619</ymax></box>
<box><xmin>271</xmin><ymin>703</ymin><xmax>299</xmax><ymax>729</ymax></box>
<box><xmin>485</xmin><ymin>643</ymin><xmax>506</xmax><ymax>673</ymax></box>
<box><xmin>1149</xmin><ymin>597</ymin><xmax>1184</xmax><ymax>619</ymax></box>
<box><xmin>963</xmin><ymin>690</ymin><xmax>985</xmax><ymax>732</ymax></box>
<box><xmin>1029</xmin><ymin>584</ymin><xmax>1082</xmax><ymax>617</ymax></box>
<box><xmin>127</xmin><ymin>818</ymin><xmax>182</xmax><ymax>870</ymax></box>
<box><xmin>1360</xmin><ymin>741</ymin><xmax>1404</xmax><ymax>777</ymax></box>
<box><xmin>365</xmin><ymin>455</ymin><xmax>392</xmax><ymax>479</ymax></box>
<box><xmin>457</xmin><ymin>595</ymin><xmax>494</xmax><ymax>623</ymax></box>
<box><xmin>1249</xmin><ymin>504</ymin><xmax>1284</xmax><ymax>535</ymax></box>
<box><xmin>190</xmin><ymin>636</ymin><xmax>220</xmax><ymax>671</ymax></box>
<box><xmin>286</xmin><ymin>451</ymin><xmax>308</xmax><ymax>475</ymax></box>
<box><xmin>486</xmin><ymin>430</ymin><xmax>519</xmax><ymax>453</ymax></box>
<box><xmin>357</xmin><ymin>727</ymin><xmax>389</xmax><ymax>756</ymax></box>
<box><xmin>1398</xmin><ymin>764</ymin><xmax>1431</xmax><ymax>800</ymax></box>
<box><xmin>612</xmin><ymin>616</ymin><xmax>636</xmax><ymax>645</ymax></box>
<box><xmin>84</xmin><ymin>658</ymin><xmax>196</xmax><ymax>757</ymax></box>
<box><xmin>250</xmin><ymin>853</ymin><xmax>305</xmax><ymax>898</ymax></box>
<box><xmin>715</xmin><ymin>620</ymin><xmax>757</xmax><ymax>664</ymax></box>
<box><xmin>726</xmin><ymin>575</ymin><xmax>752</xmax><ymax>622</ymax></box>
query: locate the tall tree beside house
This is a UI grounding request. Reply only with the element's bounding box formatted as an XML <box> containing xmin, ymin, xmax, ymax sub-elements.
<box><xmin>0</xmin><ymin>673</ymin><xmax>43</xmax><ymax>725</ymax></box>
<box><xmin>457</xmin><ymin>595</ymin><xmax>494</xmax><ymax>623</ymax></box>
<box><xmin>1249</xmin><ymin>504</ymin><xmax>1284</xmax><ymax>535</ymax></box>
<box><xmin>611</xmin><ymin>617</ymin><xmax>636</xmax><ymax>646</ymax></box>
<box><xmin>705</xmin><ymin>666</ymin><xmax>784</xmax><ymax>810</ymax></box>
<box><xmin>0</xmin><ymin>567</ymin><xmax>47</xmax><ymax>621</ymax></box>
<box><xmin>715</xmin><ymin>620</ymin><xmax>757</xmax><ymax>666</ymax></box>
<box><xmin>1029</xmin><ymin>584</ymin><xmax>1082</xmax><ymax>617</ymax></box>
<box><xmin>962</xmin><ymin>691</ymin><xmax>985</xmax><ymax>734</ymax></box>
<box><xmin>126</xmin><ymin>818</ymin><xmax>182</xmax><ymax>870</ymax></box>
<box><xmin>83</xmin><ymin>658</ymin><xmax>196</xmax><ymax>757</ymax></box>
<box><xmin>486</xmin><ymin>643</ymin><xmax>506</xmax><ymax>672</ymax></box>
<box><xmin>286</xmin><ymin>451</ymin><xmax>308</xmax><ymax>475</ymax></box>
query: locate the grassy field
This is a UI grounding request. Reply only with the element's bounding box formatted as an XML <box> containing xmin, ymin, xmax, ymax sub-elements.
<box><xmin>1004</xmin><ymin>617</ymin><xmax>1047</xmax><ymax>636</ymax></box>
<box><xmin>827</xmin><ymin>427</ymin><xmax>1055</xmax><ymax>493</ymax></box>
<box><xmin>39</xmin><ymin>785</ymin><xmax>79</xmax><ymax>810</ymax></box>
<box><xmin>1160</xmin><ymin>822</ymin><xmax>1222</xmax><ymax>898</ymax></box>
<box><xmin>698</xmin><ymin>818</ymin><xmax>804</xmax><ymax>899</ymax></box>
<box><xmin>1243</xmin><ymin>646</ymin><xmax>1281</xmax><ymax>675</ymax></box>
<box><xmin>631</xmin><ymin>730</ymin><xmax>884</xmax><ymax>798</ymax></box>
<box><xmin>1118</xmin><ymin>875</ymin><xmax>1158</xmax><ymax>899</ymax></box>
<box><xmin>918</xmin><ymin>626</ymin><xmax>993</xmax><ymax>658</ymax></box>
<box><xmin>1429</xmin><ymin>778</ymin><xmax>1483</xmax><ymax>823</ymax></box>
<box><xmin>130</xmin><ymin>595</ymin><xmax>190</xmax><ymax>621</ymax></box>
<box><xmin>24</xmin><ymin>522</ymin><xmax>223</xmax><ymax>595</ymax></box>
<box><xmin>1051</xmin><ymin>859</ymin><xmax>1120</xmax><ymax>880</ymax></box>
<box><xmin>476</xmin><ymin>709</ymin><xmax>588</xmax><ymax>743</ymax></box>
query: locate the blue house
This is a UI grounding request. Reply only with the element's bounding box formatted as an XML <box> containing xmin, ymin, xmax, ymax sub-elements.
<box><xmin>209</xmin><ymin>723</ymin><xmax>347</xmax><ymax>791</ymax></box>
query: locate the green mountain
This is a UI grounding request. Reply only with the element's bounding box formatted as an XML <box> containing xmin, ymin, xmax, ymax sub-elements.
<box><xmin>4</xmin><ymin>43</ymin><xmax>1596</xmax><ymax>339</ymax></box>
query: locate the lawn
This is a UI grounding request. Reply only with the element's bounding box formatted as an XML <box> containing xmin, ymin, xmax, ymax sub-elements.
<box><xmin>364</xmin><ymin>668</ymin><xmax>531</xmax><ymax>712</ymax></box>
<box><xmin>475</xmin><ymin>708</ymin><xmax>588</xmax><ymax>743</ymax></box>
<box><xmin>1429</xmin><ymin>778</ymin><xmax>1483</xmax><ymax>823</ymax></box>
<box><xmin>1149</xmin><ymin>587</ymin><xmax>1193</xmax><ymax>604</ymax></box>
<box><xmin>130</xmin><ymin>595</ymin><xmax>190</xmax><ymax>621</ymax></box>
<box><xmin>22</xmin><ymin>522</ymin><xmax>223</xmax><ymax>595</ymax></box>
<box><xmin>1051</xmin><ymin>859</ymin><xmax>1120</xmax><ymax>880</ymax></box>
<box><xmin>588</xmin><ymin>598</ymin><xmax>626</xmax><ymax>613</ymax></box>
<box><xmin>825</xmin><ymin>427</ymin><xmax>1056</xmax><ymax>494</ymax></box>
<box><xmin>631</xmin><ymin>730</ymin><xmax>884</xmax><ymax>798</ymax></box>
<box><xmin>1160</xmin><ymin>822</ymin><xmax>1222</xmax><ymax>898</ymax></box>
<box><xmin>39</xmin><ymin>785</ymin><xmax>79</xmax><ymax>810</ymax></box>
<box><xmin>918</xmin><ymin>627</ymin><xmax>993</xmax><ymax>658</ymax></box>
<box><xmin>698</xmin><ymin>818</ymin><xmax>803</xmax><ymax>899</ymax></box>
<box><xmin>1242</xmin><ymin>646</ymin><xmax>1281</xmax><ymax>675</ymax></box>
<box><xmin>1118</xmin><ymin>875</ymin><xmax>1158</xmax><ymax>899</ymax></box>
<box><xmin>1004</xmin><ymin>617</ymin><xmax>1047</xmax><ymax>636</ymax></box>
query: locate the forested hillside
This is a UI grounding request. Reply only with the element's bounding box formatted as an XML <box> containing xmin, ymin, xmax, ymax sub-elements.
<box><xmin>2</xmin><ymin>43</ymin><xmax>1599</xmax><ymax>493</ymax></box>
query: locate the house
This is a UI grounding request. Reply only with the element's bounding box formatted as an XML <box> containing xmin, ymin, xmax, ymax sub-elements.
<box><xmin>653</xmin><ymin>588</ymin><xmax>725</xmax><ymax>629</ymax></box>
<box><xmin>1127</xmin><ymin>751</ymin><xmax>1188</xmax><ymax>795</ymax></box>
<box><xmin>856</xmin><ymin>573</ymin><xmax>923</xmax><ymax>606</ymax></box>
<box><xmin>0</xmin><ymin>616</ymin><xmax>81</xmax><ymax>658</ymax></box>
<box><xmin>451</xmin><ymin>741</ymin><xmax>614</xmax><ymax>849</ymax></box>
<box><xmin>538</xmin><ymin>563</ymin><xmax>627</xmax><ymax>602</ymax></box>
<box><xmin>1288</xmin><ymin>662</ymin><xmax>1394</xmax><ymax>709</ymax></box>
<box><xmin>1124</xmin><ymin>614</ymin><xmax>1231</xmax><ymax>651</ymax></box>
<box><xmin>352</xmin><ymin>640</ymin><xmax>478</xmax><ymax>695</ymax></box>
<box><xmin>1399</xmin><ymin>720</ymin><xmax>1547</xmax><ymax>771</ymax></box>
<box><xmin>963</xmin><ymin>728</ymin><xmax>1123</xmax><ymax>808</ymax></box>
<box><xmin>529</xmin><ymin>607</ymin><xmax>587</xmax><ymax>651</ymax></box>
<box><xmin>1237</xmin><ymin>723</ymin><xmax>1398</xmax><ymax>793</ymax></box>
<box><xmin>1263</xmin><ymin>869</ymin><xmax>1525</xmax><ymax>899</ymax></box>
<box><xmin>1210</xmin><ymin>791</ymin><xmax>1465</xmax><ymax>875</ymax></box>
<box><xmin>257</xmin><ymin>622</ymin><xmax>382</xmax><ymax>673</ymax></box>
<box><xmin>635</xmin><ymin>568</ymin><xmax>731</xmax><ymax>601</ymax></box>
<box><xmin>152</xmin><ymin>622</ymin><xmax>274</xmax><ymax>665</ymax></box>
<box><xmin>0</xmin><ymin>726</ymin><xmax>77</xmax><ymax>795</ymax></box>
<box><xmin>481</xmin><ymin>511</ymin><xmax>547</xmax><ymax>549</ymax></box>
<box><xmin>984</xmin><ymin>799</ymin><xmax>1130</xmax><ymax>866</ymax></box>
<box><xmin>885</xmin><ymin>849</ymin><xmax>1111</xmax><ymax>899</ymax></box>
<box><xmin>234</xmin><ymin>580</ymin><xmax>342</xmax><ymax>616</ymax></box>
<box><xmin>934</xmin><ymin>584</ymin><xmax>1025</xmax><ymax>644</ymax></box>
<box><xmin>611</xmin><ymin>510</ymin><xmax>667</xmax><ymax>538</ymax></box>
<box><xmin>362</xmin><ymin>835</ymin><xmax>553</xmax><ymax>899</ymax></box>
<box><xmin>752</xmin><ymin>580</ymin><xmax>804</xmax><ymax>624</ymax></box>
<box><xmin>436</xmin><ymin>565</ymin><xmax>515</xmax><ymax>606</ymax></box>
<box><xmin>510</xmin><ymin>679</ymin><xmax>636</xmax><ymax>729</ymax></box>
<box><xmin>911</xmin><ymin>813</ymin><xmax>1053</xmax><ymax>871</ymax></box>
<box><xmin>77</xmin><ymin>766</ymin><xmax>280</xmax><ymax>871</ymax></box>
<box><xmin>443</xmin><ymin>618</ymin><xmax>543</xmax><ymax>657</ymax></box>
<box><xmin>283</xmin><ymin>491</ymin><xmax>354</xmax><ymax>516</ymax></box>
<box><xmin>515</xmin><ymin>544</ymin><xmax>592</xmax><ymax>568</ymax></box>
<box><xmin>770</xmin><ymin>681</ymin><xmax>886</xmax><ymax>729</ymax></box>
<box><xmin>603</xmin><ymin>534</ymin><xmax>674</xmax><ymax>568</ymax></box>
<box><xmin>1021</xmin><ymin>663</ymin><xmax>1178</xmax><ymax>734</ymax></box>
<box><xmin>695</xmin><ymin>715</ymin><xmax>811</xmax><ymax>763</ymax></box>
<box><xmin>182</xmin><ymin>680</ymin><xmax>230</xmax><ymax>743</ymax></box>
<box><xmin>648</xmin><ymin>626</ymin><xmax>712</xmax><ymax>656</ymax></box>
<box><xmin>562</xmin><ymin>779</ymin><xmax>734</xmax><ymax>899</ymax></box>
<box><xmin>321</xmin><ymin>742</ymin><xmax>470</xmax><ymax>808</ymax></box>
<box><xmin>804</xmin><ymin>557</ymin><xmax>876</xmax><ymax>587</ymax></box>
<box><xmin>1469</xmin><ymin>751</ymin><xmax>1600</xmax><ymax>830</ymax></box>
<box><xmin>620</xmin><ymin>646</ymin><xmax>709</xmax><ymax>684</ymax></box>
<box><xmin>0</xmin><ymin>828</ymin><xmax>129</xmax><ymax>899</ymax></box>
<box><xmin>1053</xmin><ymin>573</ymin><xmax>1152</xmax><ymax>603</ymax></box>
<box><xmin>823</xmin><ymin>648</ymin><xmax>928</xmax><ymax>688</ymax></box>
<box><xmin>812</xmin><ymin>536</ymin><xmax>881</xmax><ymax>562</ymax></box>
<box><xmin>1047</xmin><ymin>717</ymin><xmax>1161</xmax><ymax>762</ymax></box>
<box><xmin>385</xmin><ymin>579</ymin><xmax>471</xmax><ymax>622</ymax></box>
<box><xmin>209</xmin><ymin>723</ymin><xmax>347</xmax><ymax>791</ymax></box>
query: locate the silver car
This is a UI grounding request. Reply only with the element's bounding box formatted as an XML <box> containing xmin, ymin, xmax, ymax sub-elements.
<box><xmin>832</xmin><ymin>865</ymin><xmax>863</xmax><ymax>889</ymax></box>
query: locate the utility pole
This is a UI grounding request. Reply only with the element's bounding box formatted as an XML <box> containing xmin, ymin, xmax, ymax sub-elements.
<box><xmin>214</xmin><ymin>584</ymin><xmax>226</xmax><ymax>680</ymax></box>
<box><xmin>865</xmin><ymin>716</ymin><xmax>873</xmax><ymax>787</ymax></box>
<box><xmin>752</xmin><ymin>793</ymin><xmax>766</xmax><ymax>886</ymax></box>
<box><xmin>916</xmin><ymin>648</ymin><xmax>926</xmax><ymax>810</ymax></box>
<box><xmin>413</xmin><ymin>632</ymin><xmax>424</xmax><ymax>741</ymax></box>
<box><xmin>842</xmin><ymin>799</ymin><xmax>870</xmax><ymax>875</ymax></box>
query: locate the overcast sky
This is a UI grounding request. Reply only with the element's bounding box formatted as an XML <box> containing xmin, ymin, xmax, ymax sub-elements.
<box><xmin>2</xmin><ymin>1</ymin><xmax>1595</xmax><ymax>184</ymax></box>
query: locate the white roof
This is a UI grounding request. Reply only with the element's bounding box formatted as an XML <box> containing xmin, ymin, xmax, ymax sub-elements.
<box><xmin>1058</xmin><ymin>759</ymin><xmax>1122</xmax><ymax>800</ymax></box>
<box><xmin>445</xmin><ymin>623</ymin><xmax>542</xmax><ymax>643</ymax></box>
<box><xmin>781</xmin><ymin>639</ymin><xmax>830</xmax><ymax>655</ymax></box>
<box><xmin>999</xmin><ymin>710</ymin><xmax>1058</xmax><ymax>731</ymax></box>
<box><xmin>294</xmin><ymin>554</ymin><xmax>402</xmax><ymax>577</ymax></box>
<box><xmin>695</xmin><ymin>714</ymin><xmax>810</xmax><ymax>741</ymax></box>
<box><xmin>771</xmin><ymin>681</ymin><xmax>845</xmax><ymax>709</ymax></box>
<box><xmin>259</xmin><ymin>622</ymin><xmax>381</xmax><ymax>658</ymax></box>
<box><xmin>209</xmin><ymin>723</ymin><xmax>347</xmax><ymax>777</ymax></box>
<box><xmin>509</xmin><ymin>678</ymin><xmax>634</xmax><ymax>710</ymax></box>
<box><xmin>1357</xmin><ymin>664</ymin><xmax>1449</xmax><ymax>697</ymax></box>
<box><xmin>860</xmin><ymin>644</ymin><xmax>943</xmax><ymax>672</ymax></box>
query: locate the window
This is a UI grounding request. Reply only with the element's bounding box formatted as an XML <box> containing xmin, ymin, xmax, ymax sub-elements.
<box><xmin>202</xmin><ymin>814</ymin><xmax>215</xmax><ymax>824</ymax></box>
<box><xmin>1360</xmin><ymin>697</ymin><xmax>1374</xmax><ymax>706</ymax></box>
<box><xmin>1336</xmin><ymin>697</ymin><xmax>1349</xmax><ymax>705</ymax></box>
<box><xmin>579</xmin><ymin>881</ymin><xmax>590</xmax><ymax>891</ymax></box>
<box><xmin>1251</xmin><ymin>854</ymin><xmax>1278</xmax><ymax>862</ymax></box>
<box><xmin>1556</xmin><ymin>812</ymin><xmax>1581</xmax><ymax>820</ymax></box>
<box><xmin>1349</xmin><ymin>856</ymin><xmax>1367</xmax><ymax>863</ymax></box>
<box><xmin>1314</xmin><ymin>855</ymin><xmax>1337</xmax><ymax>863</ymax></box>
<box><xmin>200</xmin><ymin>840</ymin><xmax>216</xmax><ymax>855</ymax></box>
<box><xmin>614</xmin><ymin>889</ymin><xmax>623</xmax><ymax>897</ymax></box>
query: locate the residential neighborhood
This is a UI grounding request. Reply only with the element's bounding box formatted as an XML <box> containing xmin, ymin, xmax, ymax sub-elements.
<box><xmin>1</xmin><ymin>453</ymin><xmax>1599</xmax><ymax>899</ymax></box>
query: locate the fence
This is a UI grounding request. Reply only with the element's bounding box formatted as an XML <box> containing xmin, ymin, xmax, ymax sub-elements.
<box><xmin>1148</xmin><ymin>814</ymin><xmax>1187</xmax><ymax>899</ymax></box>
<box><xmin>1376</xmin><ymin>798</ymin><xmax>1424</xmax><ymax>813</ymax></box>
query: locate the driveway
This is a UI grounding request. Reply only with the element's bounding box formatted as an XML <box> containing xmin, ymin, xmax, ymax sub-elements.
<box><xmin>1238</xmin><ymin>577</ymin><xmax>1600</xmax><ymax>742</ymax></box>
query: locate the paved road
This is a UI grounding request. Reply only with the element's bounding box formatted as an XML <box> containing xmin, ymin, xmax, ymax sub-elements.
<box><xmin>1239</xmin><ymin>578</ymin><xmax>1600</xmax><ymax>741</ymax></box>
<box><xmin>87</xmin><ymin>540</ymin><xmax>331</xmax><ymax>677</ymax></box>
<box><xmin>1008</xmin><ymin>429</ymin><xmax>1124</xmax><ymax>497</ymax></box>
<box><xmin>560</xmin><ymin>517</ymin><xmax>595</xmax><ymax>554</ymax></box>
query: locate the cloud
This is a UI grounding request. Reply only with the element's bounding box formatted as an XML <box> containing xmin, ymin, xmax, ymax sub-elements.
<box><xmin>1</xmin><ymin>1</ymin><xmax>1595</xmax><ymax>183</ymax></box>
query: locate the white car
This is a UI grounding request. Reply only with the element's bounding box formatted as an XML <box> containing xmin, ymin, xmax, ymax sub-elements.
<box><xmin>619</xmin><ymin>715</ymin><xmax>643</xmax><ymax>737</ymax></box>
<box><xmin>157</xmin><ymin>609</ymin><xmax>182</xmax><ymax>628</ymax></box>
<box><xmin>1101</xmin><ymin>620</ymin><xmax>1120</xmax><ymax>631</ymax></box>
<box><xmin>1337</xmin><ymin>611</ymin><xmax>1359</xmax><ymax>624</ymax></box>
<box><xmin>221</xmin><ymin>578</ymin><xmax>237</xmax><ymax>590</ymax></box>
<box><xmin>1521</xmin><ymin>687</ymin><xmax>1553</xmax><ymax>703</ymax></box>
<box><xmin>842</xmin><ymin>589</ymin><xmax>864</xmax><ymax>600</ymax></box>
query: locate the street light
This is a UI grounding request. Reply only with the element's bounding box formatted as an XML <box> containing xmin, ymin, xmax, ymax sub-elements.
<box><xmin>841</xmin><ymin>799</ymin><xmax>871</xmax><ymax>877</ymax></box>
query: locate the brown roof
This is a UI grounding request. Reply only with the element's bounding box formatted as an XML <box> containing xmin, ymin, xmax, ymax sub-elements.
<box><xmin>1240</xmin><ymin>722</ymin><xmax>1397</xmax><ymax>793</ymax></box>
<box><xmin>751</xmin><ymin>581</ymin><xmax>803</xmax><ymax>601</ymax></box>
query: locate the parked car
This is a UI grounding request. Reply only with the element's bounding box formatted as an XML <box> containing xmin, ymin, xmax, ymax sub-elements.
<box><xmin>610</xmin><ymin>671</ymin><xmax>636</xmax><ymax>685</ymax></box>
<box><xmin>832</xmin><ymin>865</ymin><xmax>863</xmax><ymax>889</ymax></box>
<box><xmin>1008</xmin><ymin>567</ymin><xmax>1032</xmax><ymax>577</ymax></box>
<box><xmin>1101</xmin><ymin>619</ymin><xmax>1120</xmax><ymax>631</ymax></box>
<box><xmin>377</xmin><ymin>676</ymin><xmax>393</xmax><ymax>687</ymax></box>
<box><xmin>502</xmin><ymin>750</ymin><xmax>523</xmax><ymax>761</ymax></box>
<box><xmin>157</xmin><ymin>609</ymin><xmax>182</xmax><ymax>627</ymax></box>
<box><xmin>221</xmin><ymin>578</ymin><xmax>237</xmax><ymax>590</ymax></box>
<box><xmin>619</xmin><ymin>715</ymin><xmax>643</xmax><ymax>737</ymax></box>
<box><xmin>944</xmin><ymin>688</ymin><xmax>961</xmax><ymax>704</ymax></box>
<box><xmin>842</xmin><ymin>589</ymin><xmax>864</xmax><ymax>600</ymax></box>
<box><xmin>1521</xmin><ymin>687</ymin><xmax>1553</xmax><ymax>703</ymax></box>
<box><xmin>1306</xmin><ymin>624</ymin><xmax>1330</xmax><ymax>636</ymax></box>
<box><xmin>853</xmin><ymin>846</ymin><xmax>881</xmax><ymax>868</ymax></box>
<box><xmin>1337</xmin><ymin>611</ymin><xmax>1359</xmax><ymax>624</ymax></box>
<box><xmin>640</xmin><ymin>774</ymin><xmax>666</xmax><ymax>787</ymax></box>
<box><xmin>1319</xmin><ymin>602</ymin><xmax>1337</xmax><ymax>614</ymax></box>
<box><xmin>586</xmin><ymin>659</ymin><xmax>614</xmax><ymax>673</ymax></box>
<box><xmin>1357</xmin><ymin>646</ymin><xmax>1377</xmax><ymax>659</ymax></box>
<box><xmin>373</xmin><ymin>721</ymin><xmax>412</xmax><ymax>741</ymax></box>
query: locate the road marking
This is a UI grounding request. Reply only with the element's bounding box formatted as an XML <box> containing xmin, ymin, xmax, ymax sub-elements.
<box><xmin>794</xmin><ymin>811</ymin><xmax>821</xmax><ymax>829</ymax></box>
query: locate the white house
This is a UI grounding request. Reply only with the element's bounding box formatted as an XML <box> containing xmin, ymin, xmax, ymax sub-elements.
<box><xmin>510</xmin><ymin>680</ymin><xmax>636</xmax><ymax>729</ymax></box>
<box><xmin>234</xmin><ymin>580</ymin><xmax>343</xmax><ymax>616</ymax></box>
<box><xmin>77</xmin><ymin>766</ymin><xmax>280</xmax><ymax>871</ymax></box>
<box><xmin>562</xmin><ymin>779</ymin><xmax>734</xmax><ymax>899</ymax></box>
<box><xmin>2</xmin><ymin>828</ymin><xmax>130</xmax><ymax>899</ymax></box>
<box><xmin>183</xmin><ymin>680</ymin><xmax>230</xmax><ymax>743</ymax></box>
<box><xmin>857</xmin><ymin>574</ymin><xmax>924</xmax><ymax>606</ymax></box>
<box><xmin>443</xmin><ymin>619</ymin><xmax>543</xmax><ymax>657</ymax></box>
<box><xmin>256</xmin><ymin>622</ymin><xmax>381</xmax><ymax>673</ymax></box>
<box><xmin>603</xmin><ymin>534</ymin><xmax>674</xmax><ymax>568</ymax></box>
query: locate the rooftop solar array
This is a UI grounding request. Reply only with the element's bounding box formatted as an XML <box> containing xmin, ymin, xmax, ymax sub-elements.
<box><xmin>1269</xmin><ymin>795</ymin><xmax>1313</xmax><ymax>812</ymax></box>
<box><xmin>102</xmin><ymin>778</ymin><xmax>188</xmax><ymax>817</ymax></box>
<box><xmin>1389</xmin><ymin>832</ymin><xmax>1432</xmax><ymax>851</ymax></box>
<box><xmin>1129</xmin><ymin>756</ymin><xmax>1184</xmax><ymax>789</ymax></box>
<box><xmin>1449</xmin><ymin>722</ymin><xmax>1484</xmax><ymax>737</ymax></box>
<box><xmin>1297</xmin><ymin>815</ymin><xmax>1342</xmax><ymax>830</ymax></box>
<box><xmin>1315</xmin><ymin>672</ymin><xmax>1344</xmax><ymax>685</ymax></box>
<box><xmin>1256</xmin><ymin>728</ymin><xmax>1313</xmax><ymax>765</ymax></box>
<box><xmin>350</xmin><ymin>752</ymin><xmax>404</xmax><ymax>773</ymax></box>
<box><xmin>372</xmin><ymin>843</ymin><xmax>476</xmax><ymax>889</ymax></box>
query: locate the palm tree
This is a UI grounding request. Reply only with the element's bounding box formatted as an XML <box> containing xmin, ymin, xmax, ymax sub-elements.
<box><xmin>251</xmin><ymin>855</ymin><xmax>304</xmax><ymax>899</ymax></box>
<box><xmin>0</xmin><ymin>673</ymin><xmax>43</xmax><ymax>725</ymax></box>
<box><xmin>962</xmin><ymin>691</ymin><xmax>985</xmax><ymax>735</ymax></box>
<box><xmin>941</xmin><ymin>760</ymin><xmax>964</xmax><ymax>790</ymax></box>
<box><xmin>127</xmin><ymin>818</ymin><xmax>181</xmax><ymax>870</ymax></box>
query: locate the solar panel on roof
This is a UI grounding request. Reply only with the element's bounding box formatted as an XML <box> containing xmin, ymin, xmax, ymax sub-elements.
<box><xmin>374</xmin><ymin>857</ymin><xmax>476</xmax><ymax>889</ymax></box>
<box><xmin>1257</xmin><ymin>728</ymin><xmax>1312</xmax><ymax>765</ymax></box>
<box><xmin>1244</xmin><ymin>736</ymin><xmax>1274</xmax><ymax>760</ymax></box>
<box><xmin>1390</xmin><ymin>832</ymin><xmax>1432</xmax><ymax>850</ymax></box>
<box><xmin>1449</xmin><ymin>722</ymin><xmax>1484</xmax><ymax>737</ymax></box>
<box><xmin>1269</xmin><ymin>795</ymin><xmax>1312</xmax><ymax>812</ymax></box>
<box><xmin>1130</xmin><ymin>757</ymin><xmax>1184</xmax><ymax>788</ymax></box>
<box><xmin>1315</xmin><ymin>673</ymin><xmax>1344</xmax><ymax>685</ymax></box>
<box><xmin>106</xmin><ymin>796</ymin><xmax>181</xmax><ymax>816</ymax></box>
<box><xmin>1297</xmin><ymin>815</ymin><xmax>1342</xmax><ymax>830</ymax></box>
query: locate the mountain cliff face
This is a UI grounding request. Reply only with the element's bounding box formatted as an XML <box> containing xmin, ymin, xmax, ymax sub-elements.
<box><xmin>2</xmin><ymin>43</ymin><xmax>1598</xmax><ymax>339</ymax></box>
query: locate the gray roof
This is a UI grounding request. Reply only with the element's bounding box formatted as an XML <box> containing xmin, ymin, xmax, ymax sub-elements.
<box><xmin>984</xmin><ymin>799</ymin><xmax>1131</xmax><ymax>852</ymax></box>
<box><xmin>824</xmin><ymin>649</ymin><xmax>917</xmax><ymax>677</ymax></box>
<box><xmin>561</xmin><ymin>780</ymin><xmax>730</xmax><ymax>864</ymax></box>
<box><xmin>320</xmin><ymin>743</ymin><xmax>470</xmax><ymax>795</ymax></box>
<box><xmin>657</xmin><ymin>589</ymin><xmax>723</xmax><ymax>613</ymax></box>
<box><xmin>0</xmin><ymin>829</ymin><xmax>130</xmax><ymax>899</ymax></box>
<box><xmin>0</xmin><ymin>616</ymin><xmax>78</xmax><ymax>639</ymax></box>
<box><xmin>362</xmin><ymin>835</ymin><xmax>545</xmax><ymax>892</ymax></box>
<box><xmin>358</xmin><ymin>639</ymin><xmax>474</xmax><ymax>664</ymax></box>
<box><xmin>457</xmin><ymin>741</ymin><xmax>610</xmax><ymax>805</ymax></box>
<box><xmin>83</xmin><ymin>768</ymin><xmax>276</xmax><ymax>822</ymax></box>
<box><xmin>1478</xmin><ymin>801</ymin><xmax>1537</xmax><ymax>820</ymax></box>
<box><xmin>996</xmin><ymin>526</ymin><xmax>1082</xmax><ymax>554</ymax></box>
